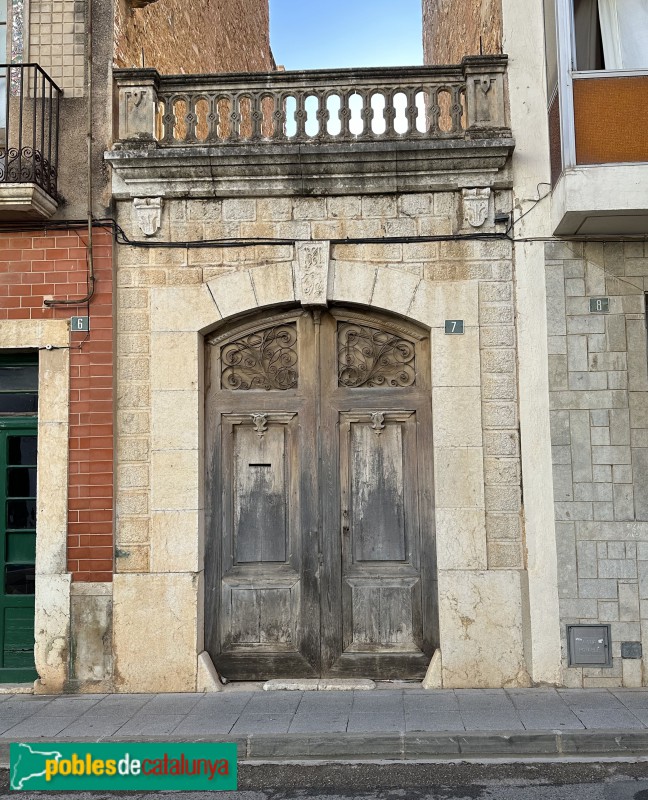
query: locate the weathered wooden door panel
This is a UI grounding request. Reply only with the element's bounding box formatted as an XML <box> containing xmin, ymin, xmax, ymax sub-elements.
<box><xmin>320</xmin><ymin>311</ymin><xmax>435</xmax><ymax>679</ymax></box>
<box><xmin>328</xmin><ymin>411</ymin><xmax>429</xmax><ymax>677</ymax></box>
<box><xmin>206</xmin><ymin>308</ymin><xmax>436</xmax><ymax>681</ymax></box>
<box><xmin>205</xmin><ymin>312</ymin><xmax>319</xmax><ymax>680</ymax></box>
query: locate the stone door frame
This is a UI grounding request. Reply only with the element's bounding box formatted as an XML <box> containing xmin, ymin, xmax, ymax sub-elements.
<box><xmin>0</xmin><ymin>319</ymin><xmax>71</xmax><ymax>693</ymax></box>
<box><xmin>113</xmin><ymin>256</ymin><xmax>537</xmax><ymax>691</ymax></box>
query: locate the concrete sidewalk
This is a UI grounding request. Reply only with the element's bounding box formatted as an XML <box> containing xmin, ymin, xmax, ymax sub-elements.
<box><xmin>2</xmin><ymin>687</ymin><xmax>648</xmax><ymax>762</ymax></box>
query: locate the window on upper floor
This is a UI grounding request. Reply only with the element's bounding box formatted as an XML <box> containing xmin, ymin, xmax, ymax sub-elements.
<box><xmin>574</xmin><ymin>0</ymin><xmax>648</xmax><ymax>70</ymax></box>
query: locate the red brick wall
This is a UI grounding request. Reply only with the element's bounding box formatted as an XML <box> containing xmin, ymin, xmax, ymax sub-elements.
<box><xmin>0</xmin><ymin>227</ymin><xmax>114</xmax><ymax>582</ymax></box>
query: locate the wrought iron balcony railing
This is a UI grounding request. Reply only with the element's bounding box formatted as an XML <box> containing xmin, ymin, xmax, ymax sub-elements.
<box><xmin>0</xmin><ymin>64</ymin><xmax>61</xmax><ymax>199</ymax></box>
<box><xmin>114</xmin><ymin>57</ymin><xmax>509</xmax><ymax>147</ymax></box>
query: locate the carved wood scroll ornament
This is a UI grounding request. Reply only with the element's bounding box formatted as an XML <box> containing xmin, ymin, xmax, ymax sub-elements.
<box><xmin>221</xmin><ymin>323</ymin><xmax>298</xmax><ymax>390</ymax></box>
<box><xmin>338</xmin><ymin>322</ymin><xmax>416</xmax><ymax>388</ymax></box>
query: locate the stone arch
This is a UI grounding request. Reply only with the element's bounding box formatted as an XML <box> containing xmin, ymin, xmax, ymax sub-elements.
<box><xmin>135</xmin><ymin>260</ymin><xmax>516</xmax><ymax>692</ymax></box>
<box><xmin>149</xmin><ymin>262</ymin><xmax>478</xmax><ymax>336</ymax></box>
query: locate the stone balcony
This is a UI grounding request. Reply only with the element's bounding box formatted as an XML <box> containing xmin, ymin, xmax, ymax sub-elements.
<box><xmin>107</xmin><ymin>56</ymin><xmax>514</xmax><ymax>198</ymax></box>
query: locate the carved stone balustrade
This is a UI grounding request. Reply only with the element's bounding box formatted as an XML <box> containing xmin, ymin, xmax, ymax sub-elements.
<box><xmin>108</xmin><ymin>56</ymin><xmax>514</xmax><ymax>198</ymax></box>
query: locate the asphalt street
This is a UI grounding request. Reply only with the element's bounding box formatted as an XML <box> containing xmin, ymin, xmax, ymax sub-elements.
<box><xmin>2</xmin><ymin>761</ymin><xmax>648</xmax><ymax>799</ymax></box>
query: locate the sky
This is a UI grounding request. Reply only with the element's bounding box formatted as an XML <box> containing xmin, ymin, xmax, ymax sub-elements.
<box><xmin>269</xmin><ymin>0</ymin><xmax>423</xmax><ymax>71</ymax></box>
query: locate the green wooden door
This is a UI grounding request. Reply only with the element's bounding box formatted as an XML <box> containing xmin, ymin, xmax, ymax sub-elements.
<box><xmin>0</xmin><ymin>354</ymin><xmax>38</xmax><ymax>681</ymax></box>
<box><xmin>0</xmin><ymin>419</ymin><xmax>38</xmax><ymax>681</ymax></box>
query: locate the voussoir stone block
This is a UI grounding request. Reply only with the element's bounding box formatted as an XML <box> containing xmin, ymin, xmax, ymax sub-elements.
<box><xmin>372</xmin><ymin>266</ymin><xmax>420</xmax><ymax>316</ymax></box>
<box><xmin>150</xmin><ymin>285</ymin><xmax>220</xmax><ymax>333</ymax></box>
<box><xmin>251</xmin><ymin>261</ymin><xmax>296</xmax><ymax>308</ymax></box>
<box><xmin>207</xmin><ymin>269</ymin><xmax>258</xmax><ymax>319</ymax></box>
<box><xmin>331</xmin><ymin>261</ymin><xmax>376</xmax><ymax>306</ymax></box>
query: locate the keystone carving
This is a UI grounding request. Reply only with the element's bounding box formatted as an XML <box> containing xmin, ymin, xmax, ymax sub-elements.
<box><xmin>295</xmin><ymin>240</ymin><xmax>330</xmax><ymax>307</ymax></box>
<box><xmin>133</xmin><ymin>197</ymin><xmax>163</xmax><ymax>237</ymax></box>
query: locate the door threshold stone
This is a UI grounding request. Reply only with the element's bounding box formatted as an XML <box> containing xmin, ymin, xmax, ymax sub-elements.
<box><xmin>0</xmin><ymin>682</ymin><xmax>33</xmax><ymax>694</ymax></box>
<box><xmin>263</xmin><ymin>679</ymin><xmax>376</xmax><ymax>691</ymax></box>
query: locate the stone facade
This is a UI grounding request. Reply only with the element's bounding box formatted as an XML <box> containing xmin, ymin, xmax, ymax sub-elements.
<box><xmin>104</xmin><ymin>187</ymin><xmax>537</xmax><ymax>692</ymax></box>
<box><xmin>423</xmin><ymin>0</ymin><xmax>502</xmax><ymax>65</ymax></box>
<box><xmin>114</xmin><ymin>0</ymin><xmax>274</xmax><ymax>73</ymax></box>
<box><xmin>546</xmin><ymin>241</ymin><xmax>648</xmax><ymax>687</ymax></box>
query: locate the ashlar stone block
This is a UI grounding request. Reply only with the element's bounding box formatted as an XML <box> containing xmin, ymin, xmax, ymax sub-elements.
<box><xmin>151</xmin><ymin>390</ymin><xmax>200</xmax><ymax>451</ymax></box>
<box><xmin>113</xmin><ymin>573</ymin><xmax>200</xmax><ymax>692</ymax></box>
<box><xmin>435</xmin><ymin>509</ymin><xmax>487</xmax><ymax>570</ymax></box>
<box><xmin>482</xmin><ymin>401</ymin><xmax>517</xmax><ymax>429</ymax></box>
<box><xmin>34</xmin><ymin>574</ymin><xmax>71</xmax><ymax>694</ymax></box>
<box><xmin>576</xmin><ymin>540</ymin><xmax>598</xmax><ymax>578</ymax></box>
<box><xmin>150</xmin><ymin>332</ymin><xmax>200</xmax><ymax>392</ymax></box>
<box><xmin>619</xmin><ymin>582</ymin><xmax>640</xmax><ymax>621</ymax></box>
<box><xmin>150</xmin><ymin>449</ymin><xmax>201</xmax><ymax>512</ymax></box>
<box><xmin>150</xmin><ymin>510</ymin><xmax>201</xmax><ymax>573</ymax></box>
<box><xmin>434</xmin><ymin>448</ymin><xmax>485</xmax><ymax>510</ymax></box>
<box><xmin>550</xmin><ymin>410</ymin><xmax>571</xmax><ymax>445</ymax></box>
<box><xmin>485</xmin><ymin>513</ymin><xmax>521</xmax><ymax>541</ymax></box>
<box><xmin>438</xmin><ymin>570</ymin><xmax>530</xmax><ymax>688</ymax></box>
<box><xmin>553</xmin><ymin>464</ymin><xmax>574</xmax><ymax>502</ymax></box>
<box><xmin>431</xmin><ymin>328</ymin><xmax>481</xmax><ymax>387</ymax></box>
<box><xmin>432</xmin><ymin>387</ymin><xmax>482</xmax><ymax>447</ymax></box>
<box><xmin>487</xmin><ymin>540</ymin><xmax>523</xmax><ymax>568</ymax></box>
<box><xmin>222</xmin><ymin>198</ymin><xmax>256</xmax><ymax>222</ymax></box>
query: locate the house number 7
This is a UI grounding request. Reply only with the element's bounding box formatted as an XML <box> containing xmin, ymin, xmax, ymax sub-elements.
<box><xmin>444</xmin><ymin>320</ymin><xmax>464</xmax><ymax>335</ymax></box>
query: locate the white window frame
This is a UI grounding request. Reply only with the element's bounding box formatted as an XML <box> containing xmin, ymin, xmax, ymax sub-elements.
<box><xmin>555</xmin><ymin>0</ymin><xmax>648</xmax><ymax>170</ymax></box>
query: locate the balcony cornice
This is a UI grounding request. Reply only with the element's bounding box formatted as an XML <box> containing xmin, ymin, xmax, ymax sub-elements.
<box><xmin>106</xmin><ymin>136</ymin><xmax>514</xmax><ymax>199</ymax></box>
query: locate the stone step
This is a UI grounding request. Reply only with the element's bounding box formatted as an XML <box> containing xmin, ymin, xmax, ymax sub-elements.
<box><xmin>263</xmin><ymin>679</ymin><xmax>376</xmax><ymax>691</ymax></box>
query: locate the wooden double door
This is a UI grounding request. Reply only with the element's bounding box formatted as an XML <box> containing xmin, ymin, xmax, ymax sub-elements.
<box><xmin>205</xmin><ymin>307</ymin><xmax>436</xmax><ymax>680</ymax></box>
